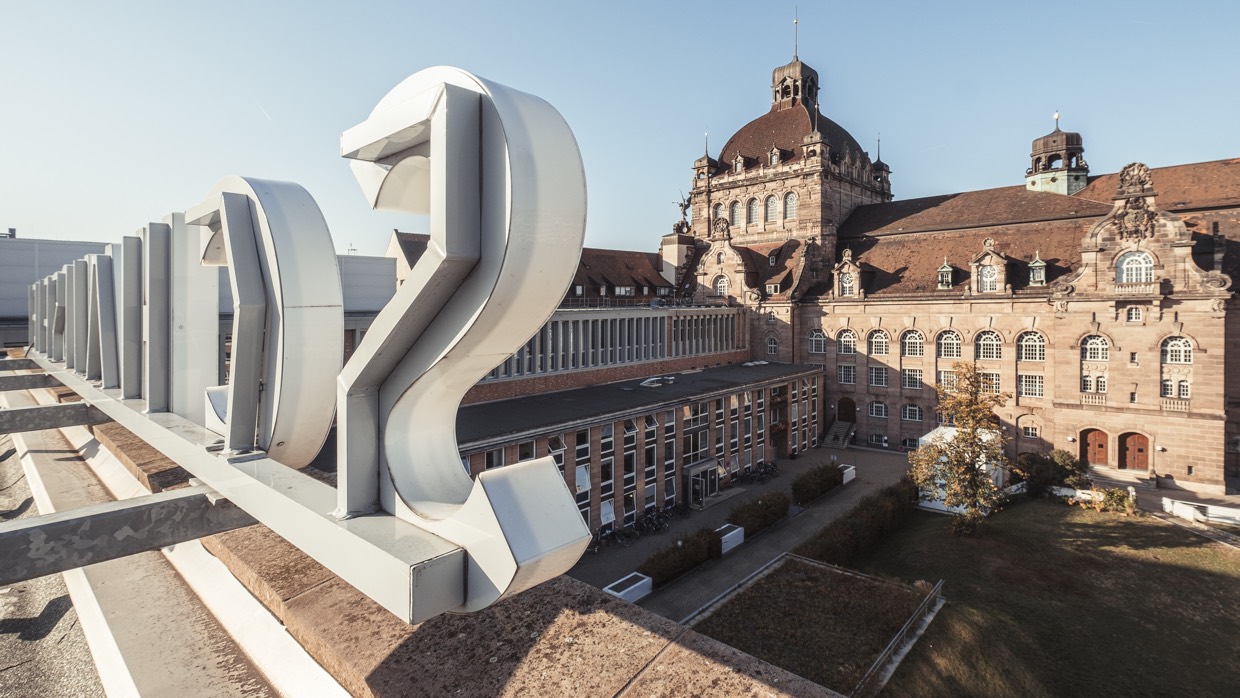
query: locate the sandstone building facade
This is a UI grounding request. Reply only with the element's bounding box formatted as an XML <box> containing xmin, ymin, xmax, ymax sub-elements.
<box><xmin>671</xmin><ymin>56</ymin><xmax>1238</xmax><ymax>494</ymax></box>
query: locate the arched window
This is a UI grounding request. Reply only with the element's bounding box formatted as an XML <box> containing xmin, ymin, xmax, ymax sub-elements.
<box><xmin>937</xmin><ymin>331</ymin><xmax>961</xmax><ymax>359</ymax></box>
<box><xmin>783</xmin><ymin>192</ymin><xmax>798</xmax><ymax>219</ymax></box>
<box><xmin>729</xmin><ymin>201</ymin><xmax>742</xmax><ymax>226</ymax></box>
<box><xmin>769</xmin><ymin>150</ymin><xmax>779</xmax><ymax>166</ymax></box>
<box><xmin>837</xmin><ymin>329</ymin><xmax>857</xmax><ymax>355</ymax></box>
<box><xmin>868</xmin><ymin>330</ymin><xmax>890</xmax><ymax>355</ymax></box>
<box><xmin>980</xmin><ymin>265</ymin><xmax>999</xmax><ymax>292</ymax></box>
<box><xmin>1179</xmin><ymin>381</ymin><xmax>1191</xmax><ymax>398</ymax></box>
<box><xmin>764</xmin><ymin>196</ymin><xmax>778</xmax><ymax>223</ymax></box>
<box><xmin>975</xmin><ymin>330</ymin><xmax>1002</xmax><ymax>360</ymax></box>
<box><xmin>808</xmin><ymin>329</ymin><xmax>827</xmax><ymax>354</ymax></box>
<box><xmin>713</xmin><ymin>275</ymin><xmax>729</xmax><ymax>296</ymax></box>
<box><xmin>1080</xmin><ymin>336</ymin><xmax>1110</xmax><ymax>361</ymax></box>
<box><xmin>1126</xmin><ymin>306</ymin><xmax>1143</xmax><ymax>322</ymax></box>
<box><xmin>712</xmin><ymin>203</ymin><xmax>724</xmax><ymax>221</ymax></box>
<box><xmin>747</xmin><ymin>198</ymin><xmax>759</xmax><ymax>225</ymax></box>
<box><xmin>716</xmin><ymin>252</ymin><xmax>724</xmax><ymax>265</ymax></box>
<box><xmin>1017</xmin><ymin>332</ymin><xmax>1045</xmax><ymax>361</ymax></box>
<box><xmin>1161</xmin><ymin>379</ymin><xmax>1174</xmax><ymax>397</ymax></box>
<box><xmin>1161</xmin><ymin>336</ymin><xmax>1193</xmax><ymax>364</ymax></box>
<box><xmin>839</xmin><ymin>271</ymin><xmax>855</xmax><ymax>296</ymax></box>
<box><xmin>901</xmin><ymin>404</ymin><xmax>923</xmax><ymax>421</ymax></box>
<box><xmin>1117</xmin><ymin>251</ymin><xmax>1154</xmax><ymax>284</ymax></box>
<box><xmin>766</xmin><ymin>336</ymin><xmax>779</xmax><ymax>355</ymax></box>
<box><xmin>901</xmin><ymin>331</ymin><xmax>924</xmax><ymax>357</ymax></box>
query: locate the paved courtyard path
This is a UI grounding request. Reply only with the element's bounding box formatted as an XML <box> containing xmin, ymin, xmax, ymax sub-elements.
<box><xmin>567</xmin><ymin>447</ymin><xmax>911</xmax><ymax>623</ymax></box>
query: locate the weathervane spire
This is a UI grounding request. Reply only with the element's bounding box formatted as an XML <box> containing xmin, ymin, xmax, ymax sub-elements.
<box><xmin>793</xmin><ymin>9</ymin><xmax>799</xmax><ymax>60</ymax></box>
<box><xmin>1053</xmin><ymin>110</ymin><xmax>1060</xmax><ymax>129</ymax></box>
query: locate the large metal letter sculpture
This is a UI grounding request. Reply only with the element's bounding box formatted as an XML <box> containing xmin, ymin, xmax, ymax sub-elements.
<box><xmin>186</xmin><ymin>178</ymin><xmax>343</xmax><ymax>465</ymax></box>
<box><xmin>338</xmin><ymin>67</ymin><xmax>590</xmax><ymax>609</ymax></box>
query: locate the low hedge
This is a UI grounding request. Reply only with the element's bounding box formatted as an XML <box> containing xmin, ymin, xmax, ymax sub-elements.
<box><xmin>727</xmin><ymin>491</ymin><xmax>790</xmax><ymax>536</ymax></box>
<box><xmin>791</xmin><ymin>463</ymin><xmax>846</xmax><ymax>506</ymax></box>
<box><xmin>638</xmin><ymin>528</ymin><xmax>721</xmax><ymax>587</ymax></box>
<box><xmin>794</xmin><ymin>477</ymin><xmax>919</xmax><ymax>566</ymax></box>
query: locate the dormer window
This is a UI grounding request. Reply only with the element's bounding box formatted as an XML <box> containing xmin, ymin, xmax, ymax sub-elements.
<box><xmin>769</xmin><ymin>149</ymin><xmax>780</xmax><ymax>166</ymax></box>
<box><xmin>1029</xmin><ymin>251</ymin><xmax>1047</xmax><ymax>286</ymax></box>
<box><xmin>766</xmin><ymin>283</ymin><xmax>779</xmax><ymax>295</ymax></box>
<box><xmin>980</xmin><ymin>265</ymin><xmax>999</xmax><ymax>292</ymax></box>
<box><xmin>733</xmin><ymin>154</ymin><xmax>744</xmax><ymax>174</ymax></box>
<box><xmin>937</xmin><ymin>258</ymin><xmax>952</xmax><ymax>290</ymax></box>
<box><xmin>768</xmin><ymin>252</ymin><xmax>778</xmax><ymax>266</ymax></box>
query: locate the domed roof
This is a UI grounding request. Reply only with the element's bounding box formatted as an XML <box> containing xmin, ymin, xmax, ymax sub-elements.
<box><xmin>718</xmin><ymin>103</ymin><xmax>863</xmax><ymax>169</ymax></box>
<box><xmin>1031</xmin><ymin>127</ymin><xmax>1083</xmax><ymax>156</ymax></box>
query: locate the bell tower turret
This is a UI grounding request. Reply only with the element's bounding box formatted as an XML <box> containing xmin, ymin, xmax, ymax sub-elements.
<box><xmin>1026</xmin><ymin>112</ymin><xmax>1089</xmax><ymax>195</ymax></box>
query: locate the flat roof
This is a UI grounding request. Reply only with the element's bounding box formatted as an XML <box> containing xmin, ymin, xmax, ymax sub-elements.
<box><xmin>457</xmin><ymin>361</ymin><xmax>822</xmax><ymax>448</ymax></box>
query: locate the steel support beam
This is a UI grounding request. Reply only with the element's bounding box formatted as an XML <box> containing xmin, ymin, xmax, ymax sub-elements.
<box><xmin>0</xmin><ymin>402</ymin><xmax>110</xmax><ymax>433</ymax></box>
<box><xmin>0</xmin><ymin>484</ymin><xmax>256</xmax><ymax>586</ymax></box>
<box><xmin>0</xmin><ymin>374</ymin><xmax>61</xmax><ymax>392</ymax></box>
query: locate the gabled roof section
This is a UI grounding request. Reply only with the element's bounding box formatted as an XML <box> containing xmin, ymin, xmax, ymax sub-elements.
<box><xmin>840</xmin><ymin>186</ymin><xmax>1110</xmax><ymax>237</ymax></box>
<box><xmin>736</xmin><ymin>240</ymin><xmax>803</xmax><ymax>289</ymax></box>
<box><xmin>1073</xmin><ymin>157</ymin><xmax>1240</xmax><ymax>211</ymax></box>
<box><xmin>573</xmin><ymin>248</ymin><xmax>672</xmax><ymax>291</ymax></box>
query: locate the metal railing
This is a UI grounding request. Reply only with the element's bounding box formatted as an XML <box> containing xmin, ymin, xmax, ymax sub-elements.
<box><xmin>851</xmin><ymin>579</ymin><xmax>945</xmax><ymax>697</ymax></box>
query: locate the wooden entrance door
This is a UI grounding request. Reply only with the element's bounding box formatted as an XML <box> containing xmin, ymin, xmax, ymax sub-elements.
<box><xmin>837</xmin><ymin>397</ymin><xmax>857</xmax><ymax>422</ymax></box>
<box><xmin>1081</xmin><ymin>429</ymin><xmax>1108</xmax><ymax>467</ymax></box>
<box><xmin>1119</xmin><ymin>433</ymin><xmax>1149</xmax><ymax>471</ymax></box>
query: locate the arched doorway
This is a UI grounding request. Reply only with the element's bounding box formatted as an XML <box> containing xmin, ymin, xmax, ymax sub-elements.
<box><xmin>1118</xmin><ymin>433</ymin><xmax>1149</xmax><ymax>471</ymax></box>
<box><xmin>1080</xmin><ymin>429</ymin><xmax>1108</xmax><ymax>467</ymax></box>
<box><xmin>837</xmin><ymin>397</ymin><xmax>856</xmax><ymax>422</ymax></box>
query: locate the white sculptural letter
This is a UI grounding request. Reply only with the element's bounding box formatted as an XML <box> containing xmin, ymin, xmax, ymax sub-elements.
<box><xmin>338</xmin><ymin>67</ymin><xmax>590</xmax><ymax>610</ymax></box>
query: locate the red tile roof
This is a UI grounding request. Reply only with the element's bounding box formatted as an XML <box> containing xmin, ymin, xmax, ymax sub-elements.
<box><xmin>718</xmin><ymin>104</ymin><xmax>863</xmax><ymax>170</ymax></box>
<box><xmin>833</xmin><ymin>159</ymin><xmax>1240</xmax><ymax>296</ymax></box>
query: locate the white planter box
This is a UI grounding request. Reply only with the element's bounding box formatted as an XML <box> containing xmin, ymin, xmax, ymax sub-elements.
<box><xmin>604</xmin><ymin>572</ymin><xmax>652</xmax><ymax>603</ymax></box>
<box><xmin>716</xmin><ymin>523</ymin><xmax>744</xmax><ymax>555</ymax></box>
<box><xmin>839</xmin><ymin>464</ymin><xmax>856</xmax><ymax>484</ymax></box>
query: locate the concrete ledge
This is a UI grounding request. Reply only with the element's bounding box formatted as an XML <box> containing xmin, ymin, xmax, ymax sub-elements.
<box><xmin>204</xmin><ymin>524</ymin><xmax>835</xmax><ymax>697</ymax></box>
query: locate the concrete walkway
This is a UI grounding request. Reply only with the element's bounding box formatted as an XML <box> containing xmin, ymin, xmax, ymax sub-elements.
<box><xmin>567</xmin><ymin>447</ymin><xmax>911</xmax><ymax>623</ymax></box>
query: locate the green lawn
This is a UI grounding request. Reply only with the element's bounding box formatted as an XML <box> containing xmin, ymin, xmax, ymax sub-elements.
<box><xmin>692</xmin><ymin>557</ymin><xmax>926</xmax><ymax>693</ymax></box>
<box><xmin>852</xmin><ymin>500</ymin><xmax>1240</xmax><ymax>697</ymax></box>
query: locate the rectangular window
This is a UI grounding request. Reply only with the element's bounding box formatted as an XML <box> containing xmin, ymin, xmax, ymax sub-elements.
<box><xmin>937</xmin><ymin>370</ymin><xmax>957</xmax><ymax>391</ymax></box>
<box><xmin>1017</xmin><ymin>374</ymin><xmax>1044</xmax><ymax>397</ymax></box>
<box><xmin>1178</xmin><ymin>381</ymin><xmax>1191</xmax><ymax>399</ymax></box>
<box><xmin>980</xmin><ymin>372</ymin><xmax>1000</xmax><ymax>394</ymax></box>
<box><xmin>1129</xmin><ymin>352</ymin><xmax>1139</xmax><ymax>365</ymax></box>
<box><xmin>868</xmin><ymin>402</ymin><xmax>888</xmax><ymax>418</ymax></box>
<box><xmin>1161</xmin><ymin>379</ymin><xmax>1174</xmax><ymax>398</ymax></box>
<box><xmin>615</xmin><ymin>286</ymin><xmax>635</xmax><ymax>296</ymax></box>
<box><xmin>838</xmin><ymin>364</ymin><xmax>856</xmax><ymax>384</ymax></box>
<box><xmin>1129</xmin><ymin>391</ymin><xmax>1138</xmax><ymax>404</ymax></box>
<box><xmin>574</xmin><ymin>464</ymin><xmax>591</xmax><ymax>493</ymax></box>
<box><xmin>901</xmin><ymin>368</ymin><xmax>922</xmax><ymax>390</ymax></box>
<box><xmin>868</xmin><ymin>434</ymin><xmax>888</xmax><ymax>447</ymax></box>
<box><xmin>902</xmin><ymin>437</ymin><xmax>919</xmax><ymax>449</ymax></box>
<box><xmin>869</xmin><ymin>366</ymin><xmax>888</xmax><ymax>387</ymax></box>
<box><xmin>485</xmin><ymin>449</ymin><xmax>504</xmax><ymax>469</ymax></box>
<box><xmin>518</xmin><ymin>440</ymin><xmax>535</xmax><ymax>462</ymax></box>
<box><xmin>1022</xmin><ymin>425</ymin><xmax>1039</xmax><ymax>438</ymax></box>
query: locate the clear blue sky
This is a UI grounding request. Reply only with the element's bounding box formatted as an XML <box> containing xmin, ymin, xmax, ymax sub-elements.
<box><xmin>3</xmin><ymin>0</ymin><xmax>1238</xmax><ymax>255</ymax></box>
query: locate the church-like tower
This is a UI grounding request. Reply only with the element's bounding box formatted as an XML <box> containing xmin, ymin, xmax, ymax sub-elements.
<box><xmin>1025</xmin><ymin>116</ymin><xmax>1089</xmax><ymax>195</ymax></box>
<box><xmin>685</xmin><ymin>57</ymin><xmax>891</xmax><ymax>251</ymax></box>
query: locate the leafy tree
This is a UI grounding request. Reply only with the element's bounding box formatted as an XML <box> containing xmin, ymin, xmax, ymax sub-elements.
<box><xmin>908</xmin><ymin>361</ymin><xmax>1010</xmax><ymax>535</ymax></box>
